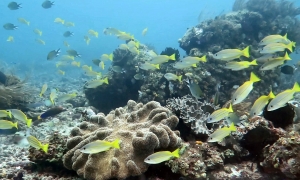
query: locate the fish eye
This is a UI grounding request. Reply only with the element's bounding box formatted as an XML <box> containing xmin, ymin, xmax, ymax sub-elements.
<box><xmin>215</xmin><ymin>54</ymin><xmax>218</xmax><ymax>56</ymax></box>
<box><xmin>83</xmin><ymin>148</ymin><xmax>86</xmax><ymax>150</ymax></box>
<box><xmin>147</xmin><ymin>158</ymin><xmax>150</xmax><ymax>160</ymax></box>
<box><xmin>210</xmin><ymin>118</ymin><xmax>212</xmax><ymax>120</ymax></box>
<box><xmin>234</xmin><ymin>98</ymin><xmax>236</xmax><ymax>100</ymax></box>
<box><xmin>271</xmin><ymin>105</ymin><xmax>273</xmax><ymax>107</ymax></box>
<box><xmin>254</xmin><ymin>112</ymin><xmax>256</xmax><ymax>115</ymax></box>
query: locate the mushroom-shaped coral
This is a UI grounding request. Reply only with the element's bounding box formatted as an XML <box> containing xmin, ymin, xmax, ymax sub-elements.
<box><xmin>63</xmin><ymin>100</ymin><xmax>182</xmax><ymax>180</ymax></box>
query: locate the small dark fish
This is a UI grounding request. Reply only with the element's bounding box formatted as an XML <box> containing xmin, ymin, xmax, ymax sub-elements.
<box><xmin>92</xmin><ymin>59</ymin><xmax>101</xmax><ymax>66</ymax></box>
<box><xmin>38</xmin><ymin>107</ymin><xmax>66</xmax><ymax>119</ymax></box>
<box><xmin>186</xmin><ymin>78</ymin><xmax>203</xmax><ymax>99</ymax></box>
<box><xmin>47</xmin><ymin>48</ymin><xmax>60</xmax><ymax>60</ymax></box>
<box><xmin>67</xmin><ymin>49</ymin><xmax>81</xmax><ymax>58</ymax></box>
<box><xmin>42</xmin><ymin>0</ymin><xmax>54</xmax><ymax>9</ymax></box>
<box><xmin>63</xmin><ymin>31</ymin><xmax>74</xmax><ymax>37</ymax></box>
<box><xmin>281</xmin><ymin>65</ymin><xmax>296</xmax><ymax>75</ymax></box>
<box><xmin>8</xmin><ymin>2</ymin><xmax>21</xmax><ymax>10</ymax></box>
<box><xmin>3</xmin><ymin>23</ymin><xmax>18</xmax><ymax>30</ymax></box>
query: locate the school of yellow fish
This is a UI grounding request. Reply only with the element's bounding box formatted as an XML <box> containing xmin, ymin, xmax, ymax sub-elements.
<box><xmin>3</xmin><ymin>14</ymin><xmax>300</xmax><ymax>166</ymax></box>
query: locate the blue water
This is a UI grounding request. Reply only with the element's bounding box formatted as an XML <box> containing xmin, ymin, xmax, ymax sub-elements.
<box><xmin>0</xmin><ymin>0</ymin><xmax>235</xmax><ymax>77</ymax></box>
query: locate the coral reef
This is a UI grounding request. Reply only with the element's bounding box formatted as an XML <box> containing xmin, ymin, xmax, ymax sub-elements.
<box><xmin>0</xmin><ymin>71</ymin><xmax>32</xmax><ymax>110</ymax></box>
<box><xmin>63</xmin><ymin>100</ymin><xmax>182</xmax><ymax>180</ymax></box>
<box><xmin>261</xmin><ymin>131</ymin><xmax>300</xmax><ymax>179</ymax></box>
<box><xmin>166</xmin><ymin>95</ymin><xmax>218</xmax><ymax>135</ymax></box>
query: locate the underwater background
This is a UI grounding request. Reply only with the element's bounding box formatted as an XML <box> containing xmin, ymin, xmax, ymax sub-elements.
<box><xmin>1</xmin><ymin>0</ymin><xmax>300</xmax><ymax>179</ymax></box>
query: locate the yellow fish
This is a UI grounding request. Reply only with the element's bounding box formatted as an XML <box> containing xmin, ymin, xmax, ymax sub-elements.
<box><xmin>208</xmin><ymin>123</ymin><xmax>236</xmax><ymax>142</ymax></box>
<box><xmin>99</xmin><ymin>61</ymin><xmax>105</xmax><ymax>70</ymax></box>
<box><xmin>129</xmin><ymin>46</ymin><xmax>139</xmax><ymax>55</ymax></box>
<box><xmin>0</xmin><ymin>110</ymin><xmax>12</xmax><ymax>118</ymax></box>
<box><xmin>142</xmin><ymin>28</ymin><xmax>148</xmax><ymax>36</ymax></box>
<box><xmin>84</xmin><ymin>69</ymin><xmax>101</xmax><ymax>77</ymax></box>
<box><xmin>259</xmin><ymin>42</ymin><xmax>295</xmax><ymax>54</ymax></box>
<box><xmin>149</xmin><ymin>54</ymin><xmax>176</xmax><ymax>64</ymax></box>
<box><xmin>17</xmin><ymin>18</ymin><xmax>30</xmax><ymax>25</ymax></box>
<box><xmin>139</xmin><ymin>62</ymin><xmax>160</xmax><ymax>71</ymax></box>
<box><xmin>54</xmin><ymin>17</ymin><xmax>65</xmax><ymax>24</ymax></box>
<box><xmin>231</xmin><ymin>72</ymin><xmax>260</xmax><ymax>105</ymax></box>
<box><xmin>100</xmin><ymin>53</ymin><xmax>113</xmax><ymax>61</ymax></box>
<box><xmin>144</xmin><ymin>148</ymin><xmax>180</xmax><ymax>164</ymax></box>
<box><xmin>0</xmin><ymin>120</ymin><xmax>18</xmax><ymax>129</ymax></box>
<box><xmin>259</xmin><ymin>33</ymin><xmax>290</xmax><ymax>46</ymax></box>
<box><xmin>213</xmin><ymin>46</ymin><xmax>250</xmax><ymax>61</ymax></box>
<box><xmin>267</xmin><ymin>82</ymin><xmax>300</xmax><ymax>111</ymax></box>
<box><xmin>63</xmin><ymin>41</ymin><xmax>70</xmax><ymax>47</ymax></box>
<box><xmin>88</xmin><ymin>29</ymin><xmax>98</xmax><ymax>38</ymax></box>
<box><xmin>40</xmin><ymin>84</ymin><xmax>48</xmax><ymax>97</ymax></box>
<box><xmin>10</xmin><ymin>109</ymin><xmax>32</xmax><ymax>128</ymax></box>
<box><xmin>58</xmin><ymin>70</ymin><xmax>65</xmax><ymax>75</ymax></box>
<box><xmin>80</xmin><ymin>139</ymin><xmax>120</xmax><ymax>154</ymax></box>
<box><xmin>117</xmin><ymin>33</ymin><xmax>134</xmax><ymax>40</ymax></box>
<box><xmin>164</xmin><ymin>73</ymin><xmax>182</xmax><ymax>82</ymax></box>
<box><xmin>64</xmin><ymin>21</ymin><xmax>75</xmax><ymax>27</ymax></box>
<box><xmin>84</xmin><ymin>35</ymin><xmax>90</xmax><ymax>45</ymax></box>
<box><xmin>71</xmin><ymin>61</ymin><xmax>80</xmax><ymax>67</ymax></box>
<box><xmin>207</xmin><ymin>104</ymin><xmax>233</xmax><ymax>123</ymax></box>
<box><xmin>259</xmin><ymin>59</ymin><xmax>290</xmax><ymax>71</ymax></box>
<box><xmin>250</xmin><ymin>91</ymin><xmax>275</xmax><ymax>117</ymax></box>
<box><xmin>181</xmin><ymin>55</ymin><xmax>207</xmax><ymax>64</ymax></box>
<box><xmin>85</xmin><ymin>77</ymin><xmax>109</xmax><ymax>88</ymax></box>
<box><xmin>57</xmin><ymin>92</ymin><xmax>77</xmax><ymax>103</ymax></box>
<box><xmin>173</xmin><ymin>61</ymin><xmax>197</xmax><ymax>69</ymax></box>
<box><xmin>224</xmin><ymin>59</ymin><xmax>257</xmax><ymax>71</ymax></box>
<box><xmin>103</xmin><ymin>27</ymin><xmax>124</xmax><ymax>35</ymax></box>
<box><xmin>82</xmin><ymin>65</ymin><xmax>92</xmax><ymax>72</ymax></box>
<box><xmin>36</xmin><ymin>39</ymin><xmax>45</xmax><ymax>45</ymax></box>
<box><xmin>7</xmin><ymin>36</ymin><xmax>14</xmax><ymax>42</ymax></box>
<box><xmin>50</xmin><ymin>91</ymin><xmax>57</xmax><ymax>104</ymax></box>
<box><xmin>33</xmin><ymin>29</ymin><xmax>42</xmax><ymax>36</ymax></box>
<box><xmin>119</xmin><ymin>44</ymin><xmax>129</xmax><ymax>50</ymax></box>
<box><xmin>60</xmin><ymin>55</ymin><xmax>74</xmax><ymax>61</ymax></box>
<box><xmin>27</xmin><ymin>135</ymin><xmax>49</xmax><ymax>153</ymax></box>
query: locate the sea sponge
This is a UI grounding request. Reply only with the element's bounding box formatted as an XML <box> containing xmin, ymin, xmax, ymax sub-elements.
<box><xmin>63</xmin><ymin>100</ymin><xmax>181</xmax><ymax>180</ymax></box>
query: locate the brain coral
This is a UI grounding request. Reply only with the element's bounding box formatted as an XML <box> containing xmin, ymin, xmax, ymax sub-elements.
<box><xmin>63</xmin><ymin>100</ymin><xmax>182</xmax><ymax>180</ymax></box>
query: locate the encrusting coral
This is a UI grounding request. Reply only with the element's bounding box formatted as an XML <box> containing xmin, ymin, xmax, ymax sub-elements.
<box><xmin>63</xmin><ymin>100</ymin><xmax>182</xmax><ymax>180</ymax></box>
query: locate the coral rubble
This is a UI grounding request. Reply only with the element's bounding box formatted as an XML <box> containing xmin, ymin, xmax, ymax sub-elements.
<box><xmin>63</xmin><ymin>100</ymin><xmax>182</xmax><ymax>180</ymax></box>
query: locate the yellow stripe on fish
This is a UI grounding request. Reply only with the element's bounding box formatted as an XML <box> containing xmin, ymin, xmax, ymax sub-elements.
<box><xmin>259</xmin><ymin>33</ymin><xmax>290</xmax><ymax>46</ymax></box>
<box><xmin>213</xmin><ymin>46</ymin><xmax>250</xmax><ymax>61</ymax></box>
<box><xmin>250</xmin><ymin>91</ymin><xmax>275</xmax><ymax>117</ymax></box>
<box><xmin>259</xmin><ymin>41</ymin><xmax>295</xmax><ymax>54</ymax></box>
<box><xmin>208</xmin><ymin>123</ymin><xmax>236</xmax><ymax>142</ymax></box>
<box><xmin>144</xmin><ymin>148</ymin><xmax>180</xmax><ymax>164</ymax></box>
<box><xmin>207</xmin><ymin>104</ymin><xmax>233</xmax><ymax>123</ymax></box>
<box><xmin>27</xmin><ymin>135</ymin><xmax>49</xmax><ymax>153</ymax></box>
<box><xmin>0</xmin><ymin>120</ymin><xmax>18</xmax><ymax>129</ymax></box>
<box><xmin>80</xmin><ymin>139</ymin><xmax>120</xmax><ymax>154</ymax></box>
<box><xmin>267</xmin><ymin>82</ymin><xmax>300</xmax><ymax>111</ymax></box>
<box><xmin>224</xmin><ymin>59</ymin><xmax>257</xmax><ymax>71</ymax></box>
<box><xmin>231</xmin><ymin>72</ymin><xmax>260</xmax><ymax>105</ymax></box>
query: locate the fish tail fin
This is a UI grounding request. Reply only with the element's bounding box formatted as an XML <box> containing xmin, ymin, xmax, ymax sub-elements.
<box><xmin>228</xmin><ymin>103</ymin><xmax>233</xmax><ymax>112</ymax></box>
<box><xmin>286</xmin><ymin>42</ymin><xmax>295</xmax><ymax>52</ymax></box>
<box><xmin>268</xmin><ymin>91</ymin><xmax>275</xmax><ymax>99</ymax></box>
<box><xmin>250</xmin><ymin>72</ymin><xmax>260</xmax><ymax>82</ymax></box>
<box><xmin>292</xmin><ymin>82</ymin><xmax>300</xmax><ymax>93</ymax></box>
<box><xmin>201</xmin><ymin>55</ymin><xmax>207</xmax><ymax>62</ymax></box>
<box><xmin>42</xmin><ymin>143</ymin><xmax>49</xmax><ymax>153</ymax></box>
<box><xmin>109</xmin><ymin>53</ymin><xmax>113</xmax><ymax>61</ymax></box>
<box><xmin>62</xmin><ymin>20</ymin><xmax>65</xmax><ymax>24</ymax></box>
<box><xmin>171</xmin><ymin>148</ymin><xmax>180</xmax><ymax>158</ymax></box>
<box><xmin>14</xmin><ymin>122</ymin><xmax>18</xmax><ymax>129</ymax></box>
<box><xmin>27</xmin><ymin>21</ymin><xmax>30</xmax><ymax>26</ymax></box>
<box><xmin>178</xmin><ymin>75</ymin><xmax>182</xmax><ymax>82</ymax></box>
<box><xmin>111</xmin><ymin>139</ymin><xmax>120</xmax><ymax>149</ymax></box>
<box><xmin>38</xmin><ymin>115</ymin><xmax>42</xmax><ymax>120</ymax></box>
<box><xmin>26</xmin><ymin>119</ymin><xmax>32</xmax><ymax>128</ymax></box>
<box><xmin>95</xmin><ymin>32</ymin><xmax>99</xmax><ymax>38</ymax></box>
<box><xmin>283</xmin><ymin>33</ymin><xmax>288</xmax><ymax>41</ymax></box>
<box><xmin>135</xmin><ymin>41</ymin><xmax>140</xmax><ymax>48</ymax></box>
<box><xmin>103</xmin><ymin>77</ymin><xmax>109</xmax><ymax>84</ymax></box>
<box><xmin>155</xmin><ymin>64</ymin><xmax>160</xmax><ymax>69</ymax></box>
<box><xmin>242</xmin><ymin>46</ymin><xmax>250</xmax><ymax>58</ymax></box>
<box><xmin>229</xmin><ymin>122</ymin><xmax>237</xmax><ymax>132</ymax></box>
<box><xmin>77</xmin><ymin>62</ymin><xmax>81</xmax><ymax>67</ymax></box>
<box><xmin>192</xmin><ymin>64</ymin><xmax>197</xmax><ymax>67</ymax></box>
<box><xmin>250</xmin><ymin>59</ymin><xmax>257</xmax><ymax>65</ymax></box>
<box><xmin>283</xmin><ymin>52</ymin><xmax>291</xmax><ymax>60</ymax></box>
<box><xmin>169</xmin><ymin>54</ymin><xmax>176</xmax><ymax>60</ymax></box>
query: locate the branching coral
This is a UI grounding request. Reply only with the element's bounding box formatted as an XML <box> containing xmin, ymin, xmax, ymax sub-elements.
<box><xmin>63</xmin><ymin>100</ymin><xmax>182</xmax><ymax>180</ymax></box>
